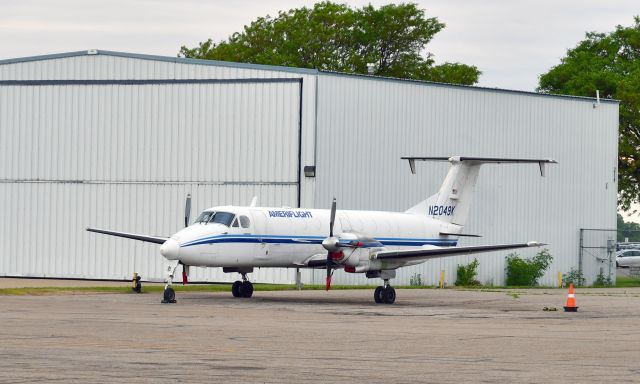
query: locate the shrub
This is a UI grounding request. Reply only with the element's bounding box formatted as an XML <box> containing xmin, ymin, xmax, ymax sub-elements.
<box><xmin>505</xmin><ymin>249</ymin><xmax>553</xmax><ymax>286</ymax></box>
<box><xmin>409</xmin><ymin>273</ymin><xmax>422</xmax><ymax>286</ymax></box>
<box><xmin>593</xmin><ymin>271</ymin><xmax>612</xmax><ymax>287</ymax></box>
<box><xmin>562</xmin><ymin>268</ymin><xmax>586</xmax><ymax>287</ymax></box>
<box><xmin>455</xmin><ymin>258</ymin><xmax>481</xmax><ymax>286</ymax></box>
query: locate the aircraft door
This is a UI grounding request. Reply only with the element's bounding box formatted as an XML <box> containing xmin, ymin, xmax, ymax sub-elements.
<box><xmin>249</xmin><ymin>210</ymin><xmax>269</xmax><ymax>260</ymax></box>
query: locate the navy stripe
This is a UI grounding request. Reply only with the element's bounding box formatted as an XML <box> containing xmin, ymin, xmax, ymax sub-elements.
<box><xmin>181</xmin><ymin>234</ymin><xmax>457</xmax><ymax>248</ymax></box>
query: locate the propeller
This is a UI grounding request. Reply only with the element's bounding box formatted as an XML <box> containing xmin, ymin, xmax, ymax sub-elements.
<box><xmin>182</xmin><ymin>194</ymin><xmax>192</xmax><ymax>285</ymax></box>
<box><xmin>184</xmin><ymin>194</ymin><xmax>192</xmax><ymax>228</ymax></box>
<box><xmin>325</xmin><ymin>198</ymin><xmax>337</xmax><ymax>290</ymax></box>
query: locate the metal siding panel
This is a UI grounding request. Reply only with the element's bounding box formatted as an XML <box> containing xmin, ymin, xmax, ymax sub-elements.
<box><xmin>0</xmin><ymin>83</ymin><xmax>301</xmax><ymax>184</ymax></box>
<box><xmin>0</xmin><ymin>183</ymin><xmax>298</xmax><ymax>281</ymax></box>
<box><xmin>0</xmin><ymin>73</ymin><xmax>308</xmax><ymax>283</ymax></box>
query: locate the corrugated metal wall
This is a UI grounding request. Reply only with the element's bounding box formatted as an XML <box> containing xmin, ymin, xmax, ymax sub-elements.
<box><xmin>0</xmin><ymin>55</ymin><xmax>317</xmax><ymax>282</ymax></box>
<box><xmin>312</xmin><ymin>73</ymin><xmax>619</xmax><ymax>286</ymax></box>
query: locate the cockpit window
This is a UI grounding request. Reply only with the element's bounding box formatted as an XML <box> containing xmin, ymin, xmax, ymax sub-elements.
<box><xmin>231</xmin><ymin>218</ymin><xmax>239</xmax><ymax>228</ymax></box>
<box><xmin>195</xmin><ymin>211</ymin><xmax>215</xmax><ymax>223</ymax></box>
<box><xmin>208</xmin><ymin>211</ymin><xmax>235</xmax><ymax>227</ymax></box>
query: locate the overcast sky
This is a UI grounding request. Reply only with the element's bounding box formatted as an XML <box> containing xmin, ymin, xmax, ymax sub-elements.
<box><xmin>2</xmin><ymin>0</ymin><xmax>638</xmax><ymax>90</ymax></box>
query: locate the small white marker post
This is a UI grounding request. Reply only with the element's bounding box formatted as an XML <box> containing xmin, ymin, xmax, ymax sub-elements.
<box><xmin>296</xmin><ymin>268</ymin><xmax>302</xmax><ymax>290</ymax></box>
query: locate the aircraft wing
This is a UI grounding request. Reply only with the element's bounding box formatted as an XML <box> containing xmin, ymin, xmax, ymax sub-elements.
<box><xmin>372</xmin><ymin>242</ymin><xmax>545</xmax><ymax>262</ymax></box>
<box><xmin>86</xmin><ymin>228</ymin><xmax>168</xmax><ymax>244</ymax></box>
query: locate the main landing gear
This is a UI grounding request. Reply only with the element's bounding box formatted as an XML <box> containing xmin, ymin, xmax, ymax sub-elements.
<box><xmin>231</xmin><ymin>273</ymin><xmax>254</xmax><ymax>298</ymax></box>
<box><xmin>374</xmin><ymin>279</ymin><xmax>396</xmax><ymax>304</ymax></box>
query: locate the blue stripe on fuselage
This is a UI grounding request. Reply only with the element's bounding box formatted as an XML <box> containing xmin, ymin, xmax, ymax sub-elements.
<box><xmin>181</xmin><ymin>234</ymin><xmax>458</xmax><ymax>248</ymax></box>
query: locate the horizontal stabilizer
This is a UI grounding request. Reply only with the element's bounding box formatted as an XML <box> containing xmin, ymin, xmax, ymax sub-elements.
<box><xmin>86</xmin><ymin>228</ymin><xmax>168</xmax><ymax>244</ymax></box>
<box><xmin>401</xmin><ymin>156</ymin><xmax>557</xmax><ymax>176</ymax></box>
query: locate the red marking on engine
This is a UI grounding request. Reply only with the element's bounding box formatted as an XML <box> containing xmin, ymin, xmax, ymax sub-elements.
<box><xmin>330</xmin><ymin>251</ymin><xmax>344</xmax><ymax>261</ymax></box>
<box><xmin>344</xmin><ymin>266</ymin><xmax>356</xmax><ymax>273</ymax></box>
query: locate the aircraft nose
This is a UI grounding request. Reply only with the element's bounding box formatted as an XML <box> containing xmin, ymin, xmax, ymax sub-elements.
<box><xmin>160</xmin><ymin>239</ymin><xmax>180</xmax><ymax>259</ymax></box>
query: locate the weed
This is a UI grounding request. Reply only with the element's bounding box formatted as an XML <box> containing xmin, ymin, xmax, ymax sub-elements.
<box><xmin>455</xmin><ymin>258</ymin><xmax>481</xmax><ymax>286</ymax></box>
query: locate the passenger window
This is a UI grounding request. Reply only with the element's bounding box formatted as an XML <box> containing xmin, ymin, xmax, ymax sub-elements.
<box><xmin>240</xmin><ymin>216</ymin><xmax>251</xmax><ymax>228</ymax></box>
<box><xmin>232</xmin><ymin>218</ymin><xmax>239</xmax><ymax>228</ymax></box>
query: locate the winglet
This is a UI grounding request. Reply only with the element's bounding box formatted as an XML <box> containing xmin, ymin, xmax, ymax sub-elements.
<box><xmin>249</xmin><ymin>196</ymin><xmax>258</xmax><ymax>207</ymax></box>
<box><xmin>527</xmin><ymin>241</ymin><xmax>547</xmax><ymax>247</ymax></box>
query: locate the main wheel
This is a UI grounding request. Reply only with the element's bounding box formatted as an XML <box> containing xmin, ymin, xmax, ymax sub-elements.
<box><xmin>382</xmin><ymin>286</ymin><xmax>396</xmax><ymax>304</ymax></box>
<box><xmin>231</xmin><ymin>281</ymin><xmax>242</xmax><ymax>298</ymax></box>
<box><xmin>162</xmin><ymin>287</ymin><xmax>176</xmax><ymax>303</ymax></box>
<box><xmin>133</xmin><ymin>281</ymin><xmax>142</xmax><ymax>293</ymax></box>
<box><xmin>240</xmin><ymin>281</ymin><xmax>254</xmax><ymax>298</ymax></box>
<box><xmin>374</xmin><ymin>286</ymin><xmax>384</xmax><ymax>303</ymax></box>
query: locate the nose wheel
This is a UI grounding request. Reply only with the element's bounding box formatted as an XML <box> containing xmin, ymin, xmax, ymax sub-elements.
<box><xmin>374</xmin><ymin>280</ymin><xmax>396</xmax><ymax>304</ymax></box>
<box><xmin>232</xmin><ymin>274</ymin><xmax>254</xmax><ymax>298</ymax></box>
<box><xmin>162</xmin><ymin>286</ymin><xmax>176</xmax><ymax>303</ymax></box>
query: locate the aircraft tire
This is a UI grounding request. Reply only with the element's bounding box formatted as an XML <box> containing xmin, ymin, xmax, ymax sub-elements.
<box><xmin>232</xmin><ymin>281</ymin><xmax>242</xmax><ymax>298</ymax></box>
<box><xmin>382</xmin><ymin>286</ymin><xmax>396</xmax><ymax>304</ymax></box>
<box><xmin>374</xmin><ymin>286</ymin><xmax>384</xmax><ymax>303</ymax></box>
<box><xmin>240</xmin><ymin>281</ymin><xmax>254</xmax><ymax>298</ymax></box>
<box><xmin>162</xmin><ymin>287</ymin><xmax>176</xmax><ymax>304</ymax></box>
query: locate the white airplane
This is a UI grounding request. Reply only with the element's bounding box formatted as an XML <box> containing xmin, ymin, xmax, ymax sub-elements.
<box><xmin>87</xmin><ymin>156</ymin><xmax>556</xmax><ymax>304</ymax></box>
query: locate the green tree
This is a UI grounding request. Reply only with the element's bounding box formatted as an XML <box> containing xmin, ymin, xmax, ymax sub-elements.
<box><xmin>180</xmin><ymin>2</ymin><xmax>480</xmax><ymax>85</ymax></box>
<box><xmin>538</xmin><ymin>17</ymin><xmax>640</xmax><ymax>211</ymax></box>
<box><xmin>618</xmin><ymin>213</ymin><xmax>640</xmax><ymax>242</ymax></box>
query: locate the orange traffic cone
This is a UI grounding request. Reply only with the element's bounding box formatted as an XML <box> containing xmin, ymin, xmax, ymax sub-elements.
<box><xmin>563</xmin><ymin>283</ymin><xmax>578</xmax><ymax>312</ymax></box>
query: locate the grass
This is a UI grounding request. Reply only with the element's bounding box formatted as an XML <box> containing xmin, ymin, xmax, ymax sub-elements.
<box><xmin>615</xmin><ymin>275</ymin><xmax>640</xmax><ymax>287</ymax></box>
<box><xmin>2</xmin><ymin>276</ymin><xmax>639</xmax><ymax>296</ymax></box>
<box><xmin>0</xmin><ymin>283</ymin><xmax>438</xmax><ymax>296</ymax></box>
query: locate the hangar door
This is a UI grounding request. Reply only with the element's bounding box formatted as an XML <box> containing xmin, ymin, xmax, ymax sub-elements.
<box><xmin>0</xmin><ymin>78</ymin><xmax>302</xmax><ymax>282</ymax></box>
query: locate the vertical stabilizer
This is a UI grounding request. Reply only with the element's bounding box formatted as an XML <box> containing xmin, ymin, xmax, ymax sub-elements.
<box><xmin>403</xmin><ymin>156</ymin><xmax>556</xmax><ymax>228</ymax></box>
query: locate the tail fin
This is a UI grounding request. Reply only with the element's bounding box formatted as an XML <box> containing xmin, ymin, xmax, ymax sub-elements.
<box><xmin>403</xmin><ymin>156</ymin><xmax>556</xmax><ymax>227</ymax></box>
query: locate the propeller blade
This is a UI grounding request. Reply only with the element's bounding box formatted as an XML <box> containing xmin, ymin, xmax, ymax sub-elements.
<box><xmin>329</xmin><ymin>198</ymin><xmax>336</xmax><ymax>237</ymax></box>
<box><xmin>184</xmin><ymin>194</ymin><xmax>192</xmax><ymax>228</ymax></box>
<box><xmin>326</xmin><ymin>198</ymin><xmax>337</xmax><ymax>291</ymax></box>
<box><xmin>326</xmin><ymin>270</ymin><xmax>332</xmax><ymax>291</ymax></box>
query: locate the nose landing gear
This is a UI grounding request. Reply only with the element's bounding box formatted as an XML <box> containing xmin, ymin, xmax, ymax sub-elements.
<box><xmin>161</xmin><ymin>260</ymin><xmax>180</xmax><ymax>304</ymax></box>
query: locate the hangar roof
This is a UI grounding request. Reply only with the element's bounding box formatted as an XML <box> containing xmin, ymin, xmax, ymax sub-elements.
<box><xmin>0</xmin><ymin>49</ymin><xmax>619</xmax><ymax>104</ymax></box>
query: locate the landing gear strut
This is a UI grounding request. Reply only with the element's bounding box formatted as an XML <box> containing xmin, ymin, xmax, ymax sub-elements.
<box><xmin>161</xmin><ymin>260</ymin><xmax>180</xmax><ymax>304</ymax></box>
<box><xmin>374</xmin><ymin>279</ymin><xmax>396</xmax><ymax>304</ymax></box>
<box><xmin>232</xmin><ymin>273</ymin><xmax>253</xmax><ymax>298</ymax></box>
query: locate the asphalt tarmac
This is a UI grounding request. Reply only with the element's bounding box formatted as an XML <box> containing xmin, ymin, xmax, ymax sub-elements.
<box><xmin>1</xmin><ymin>283</ymin><xmax>639</xmax><ymax>383</ymax></box>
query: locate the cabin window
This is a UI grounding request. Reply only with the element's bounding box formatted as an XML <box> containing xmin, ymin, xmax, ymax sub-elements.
<box><xmin>240</xmin><ymin>216</ymin><xmax>251</xmax><ymax>228</ymax></box>
<box><xmin>208</xmin><ymin>211</ymin><xmax>235</xmax><ymax>227</ymax></box>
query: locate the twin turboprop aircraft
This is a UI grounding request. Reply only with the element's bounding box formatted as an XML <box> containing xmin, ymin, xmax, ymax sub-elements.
<box><xmin>87</xmin><ymin>156</ymin><xmax>556</xmax><ymax>304</ymax></box>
